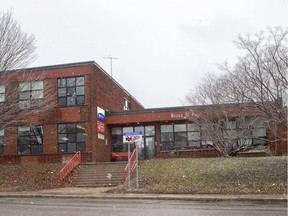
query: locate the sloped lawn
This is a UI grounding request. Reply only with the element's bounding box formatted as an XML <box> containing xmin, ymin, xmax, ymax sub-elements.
<box><xmin>123</xmin><ymin>156</ymin><xmax>287</xmax><ymax>194</ymax></box>
<box><xmin>0</xmin><ymin>163</ymin><xmax>68</xmax><ymax>192</ymax></box>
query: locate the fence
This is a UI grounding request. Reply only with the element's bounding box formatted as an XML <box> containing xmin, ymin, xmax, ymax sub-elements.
<box><xmin>124</xmin><ymin>149</ymin><xmax>137</xmax><ymax>181</ymax></box>
<box><xmin>59</xmin><ymin>151</ymin><xmax>81</xmax><ymax>181</ymax></box>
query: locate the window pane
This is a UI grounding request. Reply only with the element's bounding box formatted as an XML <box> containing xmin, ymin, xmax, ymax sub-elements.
<box><xmin>20</xmin><ymin>92</ymin><xmax>30</xmax><ymax>100</ymax></box>
<box><xmin>160</xmin><ymin>125</ymin><xmax>173</xmax><ymax>133</ymax></box>
<box><xmin>161</xmin><ymin>132</ymin><xmax>173</xmax><ymax>142</ymax></box>
<box><xmin>253</xmin><ymin>138</ymin><xmax>267</xmax><ymax>145</ymax></box>
<box><xmin>187</xmin><ymin>123</ymin><xmax>200</xmax><ymax>131</ymax></box>
<box><xmin>58</xmin><ymin>78</ymin><xmax>66</xmax><ymax>87</ymax></box>
<box><xmin>134</xmin><ymin>126</ymin><xmax>144</xmax><ymax>134</ymax></box>
<box><xmin>174</xmin><ymin>132</ymin><xmax>187</xmax><ymax>141</ymax></box>
<box><xmin>67</xmin><ymin>78</ymin><xmax>76</xmax><ymax>87</ymax></box>
<box><xmin>19</xmin><ymin>83</ymin><xmax>30</xmax><ymax>91</ymax></box>
<box><xmin>145</xmin><ymin>126</ymin><xmax>155</xmax><ymax>136</ymax></box>
<box><xmin>31</xmin><ymin>90</ymin><xmax>43</xmax><ymax>99</ymax></box>
<box><xmin>32</xmin><ymin>81</ymin><xmax>43</xmax><ymax>90</ymax></box>
<box><xmin>112</xmin><ymin>127</ymin><xmax>122</xmax><ymax>135</ymax></box>
<box><xmin>76</xmin><ymin>123</ymin><xmax>85</xmax><ymax>132</ymax></box>
<box><xmin>123</xmin><ymin>127</ymin><xmax>133</xmax><ymax>133</ymax></box>
<box><xmin>188</xmin><ymin>141</ymin><xmax>201</xmax><ymax>148</ymax></box>
<box><xmin>58</xmin><ymin>98</ymin><xmax>67</xmax><ymax>106</ymax></box>
<box><xmin>76</xmin><ymin>86</ymin><xmax>84</xmax><ymax>95</ymax></box>
<box><xmin>252</xmin><ymin>128</ymin><xmax>266</xmax><ymax>137</ymax></box>
<box><xmin>18</xmin><ymin>127</ymin><xmax>30</xmax><ymax>136</ymax></box>
<box><xmin>59</xmin><ymin>144</ymin><xmax>66</xmax><ymax>152</ymax></box>
<box><xmin>67</xmin><ymin>124</ymin><xmax>77</xmax><ymax>133</ymax></box>
<box><xmin>0</xmin><ymin>94</ymin><xmax>4</xmax><ymax>102</ymax></box>
<box><xmin>175</xmin><ymin>141</ymin><xmax>186</xmax><ymax>147</ymax></box>
<box><xmin>174</xmin><ymin>124</ymin><xmax>186</xmax><ymax>132</ymax></box>
<box><xmin>76</xmin><ymin>143</ymin><xmax>85</xmax><ymax>151</ymax></box>
<box><xmin>68</xmin><ymin>134</ymin><xmax>76</xmax><ymax>142</ymax></box>
<box><xmin>76</xmin><ymin>77</ymin><xmax>84</xmax><ymax>86</ymax></box>
<box><xmin>77</xmin><ymin>96</ymin><xmax>84</xmax><ymax>104</ymax></box>
<box><xmin>58</xmin><ymin>88</ymin><xmax>66</xmax><ymax>97</ymax></box>
<box><xmin>58</xmin><ymin>134</ymin><xmax>68</xmax><ymax>143</ymax></box>
<box><xmin>0</xmin><ymin>129</ymin><xmax>4</xmax><ymax>136</ymax></box>
<box><xmin>18</xmin><ymin>137</ymin><xmax>30</xmax><ymax>145</ymax></box>
<box><xmin>31</xmin><ymin>145</ymin><xmax>42</xmax><ymax>154</ymax></box>
<box><xmin>161</xmin><ymin>142</ymin><xmax>173</xmax><ymax>151</ymax></box>
<box><xmin>67</xmin><ymin>143</ymin><xmax>76</xmax><ymax>152</ymax></box>
<box><xmin>18</xmin><ymin>145</ymin><xmax>30</xmax><ymax>155</ymax></box>
<box><xmin>188</xmin><ymin>132</ymin><xmax>200</xmax><ymax>140</ymax></box>
<box><xmin>0</xmin><ymin>85</ymin><xmax>5</xmax><ymax>93</ymax></box>
<box><xmin>77</xmin><ymin>133</ymin><xmax>85</xmax><ymax>142</ymax></box>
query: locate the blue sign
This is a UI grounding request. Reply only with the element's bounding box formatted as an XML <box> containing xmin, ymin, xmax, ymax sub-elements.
<box><xmin>123</xmin><ymin>131</ymin><xmax>143</xmax><ymax>136</ymax></box>
<box><xmin>97</xmin><ymin>113</ymin><xmax>105</xmax><ymax>121</ymax></box>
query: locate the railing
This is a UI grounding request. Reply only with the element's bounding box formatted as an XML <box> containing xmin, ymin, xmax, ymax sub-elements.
<box><xmin>59</xmin><ymin>151</ymin><xmax>81</xmax><ymax>181</ymax></box>
<box><xmin>124</xmin><ymin>149</ymin><xmax>137</xmax><ymax>181</ymax></box>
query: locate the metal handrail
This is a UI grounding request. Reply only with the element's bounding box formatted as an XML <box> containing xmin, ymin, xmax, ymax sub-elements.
<box><xmin>59</xmin><ymin>151</ymin><xmax>81</xmax><ymax>181</ymax></box>
<box><xmin>124</xmin><ymin>149</ymin><xmax>136</xmax><ymax>181</ymax></box>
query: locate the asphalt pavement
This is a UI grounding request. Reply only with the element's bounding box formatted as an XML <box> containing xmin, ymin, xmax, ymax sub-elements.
<box><xmin>0</xmin><ymin>187</ymin><xmax>286</xmax><ymax>202</ymax></box>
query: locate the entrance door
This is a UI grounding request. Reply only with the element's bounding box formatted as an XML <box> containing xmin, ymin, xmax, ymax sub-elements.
<box><xmin>144</xmin><ymin>137</ymin><xmax>155</xmax><ymax>159</ymax></box>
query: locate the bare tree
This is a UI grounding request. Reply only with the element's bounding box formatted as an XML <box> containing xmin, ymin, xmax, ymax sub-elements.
<box><xmin>219</xmin><ymin>27</ymin><xmax>288</xmax><ymax>128</ymax></box>
<box><xmin>184</xmin><ymin>27</ymin><xmax>288</xmax><ymax>156</ymax></box>
<box><xmin>0</xmin><ymin>10</ymin><xmax>56</xmax><ymax>136</ymax></box>
<box><xmin>0</xmin><ymin>10</ymin><xmax>36</xmax><ymax>72</ymax></box>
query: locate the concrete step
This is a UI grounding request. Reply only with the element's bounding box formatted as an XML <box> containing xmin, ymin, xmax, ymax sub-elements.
<box><xmin>71</xmin><ymin>162</ymin><xmax>127</xmax><ymax>187</ymax></box>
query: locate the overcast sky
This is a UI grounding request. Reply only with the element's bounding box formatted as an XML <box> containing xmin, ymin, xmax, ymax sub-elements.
<box><xmin>2</xmin><ymin>0</ymin><xmax>287</xmax><ymax>108</ymax></box>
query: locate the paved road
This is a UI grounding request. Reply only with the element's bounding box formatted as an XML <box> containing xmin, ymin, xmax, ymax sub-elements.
<box><xmin>0</xmin><ymin>197</ymin><xmax>286</xmax><ymax>216</ymax></box>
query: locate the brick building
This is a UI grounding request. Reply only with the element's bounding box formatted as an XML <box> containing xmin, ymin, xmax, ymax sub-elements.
<box><xmin>0</xmin><ymin>61</ymin><xmax>286</xmax><ymax>164</ymax></box>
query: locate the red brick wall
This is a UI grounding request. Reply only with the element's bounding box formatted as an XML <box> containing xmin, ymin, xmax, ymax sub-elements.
<box><xmin>1</xmin><ymin>62</ymin><xmax>145</xmax><ymax>163</ymax></box>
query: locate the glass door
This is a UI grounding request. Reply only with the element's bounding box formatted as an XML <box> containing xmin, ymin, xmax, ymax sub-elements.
<box><xmin>144</xmin><ymin>137</ymin><xmax>155</xmax><ymax>159</ymax></box>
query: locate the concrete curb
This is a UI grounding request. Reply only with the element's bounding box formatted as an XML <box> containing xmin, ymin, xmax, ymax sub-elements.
<box><xmin>0</xmin><ymin>188</ymin><xmax>286</xmax><ymax>202</ymax></box>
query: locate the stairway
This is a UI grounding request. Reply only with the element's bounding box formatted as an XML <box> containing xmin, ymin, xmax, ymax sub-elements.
<box><xmin>71</xmin><ymin>162</ymin><xmax>127</xmax><ymax>187</ymax></box>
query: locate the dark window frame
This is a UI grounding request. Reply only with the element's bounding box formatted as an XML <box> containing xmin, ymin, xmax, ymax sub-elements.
<box><xmin>58</xmin><ymin>122</ymin><xmax>86</xmax><ymax>153</ymax></box>
<box><xmin>17</xmin><ymin>125</ymin><xmax>43</xmax><ymax>155</ymax></box>
<box><xmin>57</xmin><ymin>76</ymin><xmax>85</xmax><ymax>106</ymax></box>
<box><xmin>19</xmin><ymin>81</ymin><xmax>44</xmax><ymax>109</ymax></box>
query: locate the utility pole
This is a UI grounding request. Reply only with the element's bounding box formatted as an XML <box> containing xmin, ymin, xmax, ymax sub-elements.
<box><xmin>102</xmin><ymin>56</ymin><xmax>118</xmax><ymax>77</ymax></box>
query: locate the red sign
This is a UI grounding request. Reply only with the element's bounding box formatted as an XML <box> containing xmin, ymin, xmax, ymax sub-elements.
<box><xmin>97</xmin><ymin>121</ymin><xmax>105</xmax><ymax>134</ymax></box>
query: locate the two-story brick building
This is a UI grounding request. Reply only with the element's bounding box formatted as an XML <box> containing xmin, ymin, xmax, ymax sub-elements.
<box><xmin>0</xmin><ymin>61</ymin><xmax>286</xmax><ymax>164</ymax></box>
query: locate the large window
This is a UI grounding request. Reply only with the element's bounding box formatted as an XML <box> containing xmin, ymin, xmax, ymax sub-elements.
<box><xmin>0</xmin><ymin>129</ymin><xmax>4</xmax><ymax>156</ymax></box>
<box><xmin>19</xmin><ymin>81</ymin><xmax>43</xmax><ymax>109</ymax></box>
<box><xmin>18</xmin><ymin>126</ymin><xmax>43</xmax><ymax>155</ymax></box>
<box><xmin>160</xmin><ymin>123</ymin><xmax>205</xmax><ymax>151</ymax></box>
<box><xmin>0</xmin><ymin>85</ymin><xmax>5</xmax><ymax>107</ymax></box>
<box><xmin>58</xmin><ymin>123</ymin><xmax>86</xmax><ymax>153</ymax></box>
<box><xmin>58</xmin><ymin>76</ymin><xmax>85</xmax><ymax>106</ymax></box>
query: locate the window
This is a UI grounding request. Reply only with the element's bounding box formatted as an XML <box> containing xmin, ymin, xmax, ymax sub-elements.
<box><xmin>124</xmin><ymin>99</ymin><xmax>131</xmax><ymax>110</ymax></box>
<box><xmin>58</xmin><ymin>123</ymin><xmax>86</xmax><ymax>153</ymax></box>
<box><xmin>0</xmin><ymin>129</ymin><xmax>4</xmax><ymax>155</ymax></box>
<box><xmin>18</xmin><ymin>126</ymin><xmax>43</xmax><ymax>155</ymax></box>
<box><xmin>19</xmin><ymin>81</ymin><xmax>43</xmax><ymax>109</ymax></box>
<box><xmin>160</xmin><ymin>123</ymin><xmax>203</xmax><ymax>151</ymax></box>
<box><xmin>0</xmin><ymin>85</ymin><xmax>5</xmax><ymax>107</ymax></box>
<box><xmin>252</xmin><ymin>127</ymin><xmax>267</xmax><ymax>145</ymax></box>
<box><xmin>58</xmin><ymin>76</ymin><xmax>85</xmax><ymax>106</ymax></box>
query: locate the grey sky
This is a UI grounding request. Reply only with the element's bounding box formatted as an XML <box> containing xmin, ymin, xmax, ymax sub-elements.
<box><xmin>2</xmin><ymin>0</ymin><xmax>287</xmax><ymax>108</ymax></box>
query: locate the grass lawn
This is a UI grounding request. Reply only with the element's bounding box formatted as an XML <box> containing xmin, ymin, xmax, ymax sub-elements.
<box><xmin>0</xmin><ymin>163</ymin><xmax>67</xmax><ymax>192</ymax></box>
<box><xmin>124</xmin><ymin>156</ymin><xmax>287</xmax><ymax>194</ymax></box>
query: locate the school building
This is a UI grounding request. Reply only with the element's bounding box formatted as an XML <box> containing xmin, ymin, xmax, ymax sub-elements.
<box><xmin>0</xmin><ymin>61</ymin><xmax>286</xmax><ymax>164</ymax></box>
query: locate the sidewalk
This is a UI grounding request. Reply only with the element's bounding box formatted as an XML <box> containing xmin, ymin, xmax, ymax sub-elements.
<box><xmin>0</xmin><ymin>187</ymin><xmax>287</xmax><ymax>202</ymax></box>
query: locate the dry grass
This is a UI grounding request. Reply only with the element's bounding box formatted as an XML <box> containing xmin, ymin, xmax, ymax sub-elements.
<box><xmin>119</xmin><ymin>156</ymin><xmax>287</xmax><ymax>194</ymax></box>
<box><xmin>0</xmin><ymin>163</ymin><xmax>69</xmax><ymax>192</ymax></box>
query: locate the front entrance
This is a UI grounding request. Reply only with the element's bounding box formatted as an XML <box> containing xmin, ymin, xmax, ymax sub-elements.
<box><xmin>111</xmin><ymin>125</ymin><xmax>156</xmax><ymax>161</ymax></box>
<box><xmin>143</xmin><ymin>137</ymin><xmax>155</xmax><ymax>159</ymax></box>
